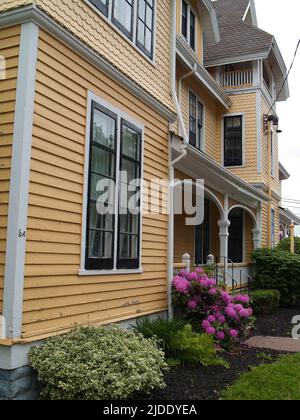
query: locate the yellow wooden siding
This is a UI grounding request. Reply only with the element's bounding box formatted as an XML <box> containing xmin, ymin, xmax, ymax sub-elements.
<box><xmin>176</xmin><ymin>0</ymin><xmax>204</xmax><ymax>64</ymax></box>
<box><xmin>220</xmin><ymin>92</ymin><xmax>260</xmax><ymax>182</ymax></box>
<box><xmin>0</xmin><ymin>0</ymin><xmax>32</xmax><ymax>11</ymax></box>
<box><xmin>22</xmin><ymin>29</ymin><xmax>169</xmax><ymax>339</ymax></box>
<box><xmin>0</xmin><ymin>26</ymin><xmax>20</xmax><ymax>314</ymax></box>
<box><xmin>28</xmin><ymin>0</ymin><xmax>173</xmax><ymax>113</ymax></box>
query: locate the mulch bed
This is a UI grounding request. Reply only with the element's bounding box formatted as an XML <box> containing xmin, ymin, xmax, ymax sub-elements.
<box><xmin>253</xmin><ymin>306</ymin><xmax>300</xmax><ymax>338</ymax></box>
<box><xmin>149</xmin><ymin>307</ymin><xmax>300</xmax><ymax>400</ymax></box>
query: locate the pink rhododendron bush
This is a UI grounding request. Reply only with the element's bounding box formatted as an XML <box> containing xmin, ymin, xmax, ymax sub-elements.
<box><xmin>172</xmin><ymin>268</ymin><xmax>254</xmax><ymax>348</ymax></box>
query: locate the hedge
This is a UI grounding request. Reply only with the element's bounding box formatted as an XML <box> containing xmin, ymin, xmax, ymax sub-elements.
<box><xmin>250</xmin><ymin>290</ymin><xmax>281</xmax><ymax>314</ymax></box>
<box><xmin>252</xmin><ymin>248</ymin><xmax>300</xmax><ymax>306</ymax></box>
<box><xmin>277</xmin><ymin>237</ymin><xmax>300</xmax><ymax>254</ymax></box>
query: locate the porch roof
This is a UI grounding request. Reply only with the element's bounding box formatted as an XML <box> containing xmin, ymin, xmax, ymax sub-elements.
<box><xmin>279</xmin><ymin>207</ymin><xmax>300</xmax><ymax>226</ymax></box>
<box><xmin>172</xmin><ymin>135</ymin><xmax>269</xmax><ymax>209</ymax></box>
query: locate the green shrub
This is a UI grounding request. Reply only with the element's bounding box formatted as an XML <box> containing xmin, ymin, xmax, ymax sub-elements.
<box><xmin>251</xmin><ymin>290</ymin><xmax>281</xmax><ymax>314</ymax></box>
<box><xmin>253</xmin><ymin>248</ymin><xmax>300</xmax><ymax>306</ymax></box>
<box><xmin>134</xmin><ymin>317</ymin><xmax>186</xmax><ymax>356</ymax></box>
<box><xmin>221</xmin><ymin>353</ymin><xmax>300</xmax><ymax>400</ymax></box>
<box><xmin>135</xmin><ymin>318</ymin><xmax>228</xmax><ymax>368</ymax></box>
<box><xmin>29</xmin><ymin>325</ymin><xmax>168</xmax><ymax>400</ymax></box>
<box><xmin>277</xmin><ymin>237</ymin><xmax>300</xmax><ymax>254</ymax></box>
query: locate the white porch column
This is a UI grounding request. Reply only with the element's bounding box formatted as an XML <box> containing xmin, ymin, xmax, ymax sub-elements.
<box><xmin>218</xmin><ymin>219</ymin><xmax>231</xmax><ymax>260</ymax></box>
<box><xmin>252</xmin><ymin>228</ymin><xmax>262</xmax><ymax>250</ymax></box>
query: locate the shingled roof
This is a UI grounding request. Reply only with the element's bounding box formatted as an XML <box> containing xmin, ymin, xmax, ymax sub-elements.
<box><xmin>204</xmin><ymin>0</ymin><xmax>273</xmax><ymax>66</ymax></box>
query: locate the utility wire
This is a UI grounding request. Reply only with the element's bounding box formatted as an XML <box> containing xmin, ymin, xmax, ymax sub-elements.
<box><xmin>267</xmin><ymin>38</ymin><xmax>300</xmax><ymax>116</ymax></box>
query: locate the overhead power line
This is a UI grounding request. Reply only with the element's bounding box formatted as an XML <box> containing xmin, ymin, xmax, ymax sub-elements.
<box><xmin>267</xmin><ymin>38</ymin><xmax>300</xmax><ymax>116</ymax></box>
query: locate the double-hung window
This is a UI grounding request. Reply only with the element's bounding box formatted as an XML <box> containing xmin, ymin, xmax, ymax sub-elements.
<box><xmin>85</xmin><ymin>100</ymin><xmax>142</xmax><ymax>272</ymax></box>
<box><xmin>224</xmin><ymin>116</ymin><xmax>243</xmax><ymax>167</ymax></box>
<box><xmin>189</xmin><ymin>91</ymin><xmax>204</xmax><ymax>150</ymax></box>
<box><xmin>87</xmin><ymin>0</ymin><xmax>155</xmax><ymax>59</ymax></box>
<box><xmin>181</xmin><ymin>0</ymin><xmax>196</xmax><ymax>51</ymax></box>
<box><xmin>112</xmin><ymin>0</ymin><xmax>134</xmax><ymax>39</ymax></box>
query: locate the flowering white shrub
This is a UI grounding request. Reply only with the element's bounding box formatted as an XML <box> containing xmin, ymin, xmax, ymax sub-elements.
<box><xmin>173</xmin><ymin>268</ymin><xmax>254</xmax><ymax>348</ymax></box>
<box><xmin>29</xmin><ymin>325</ymin><xmax>168</xmax><ymax>400</ymax></box>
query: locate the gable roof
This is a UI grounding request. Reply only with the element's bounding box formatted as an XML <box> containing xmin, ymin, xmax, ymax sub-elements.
<box><xmin>204</xmin><ymin>0</ymin><xmax>273</xmax><ymax>65</ymax></box>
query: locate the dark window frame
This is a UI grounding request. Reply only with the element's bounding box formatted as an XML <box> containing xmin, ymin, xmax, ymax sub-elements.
<box><xmin>136</xmin><ymin>0</ymin><xmax>155</xmax><ymax>58</ymax></box>
<box><xmin>195</xmin><ymin>199</ymin><xmax>211</xmax><ymax>265</ymax></box>
<box><xmin>189</xmin><ymin>91</ymin><xmax>204</xmax><ymax>150</ymax></box>
<box><xmin>117</xmin><ymin>119</ymin><xmax>142</xmax><ymax>269</ymax></box>
<box><xmin>224</xmin><ymin>115</ymin><xmax>243</xmax><ymax>167</ymax></box>
<box><xmin>228</xmin><ymin>208</ymin><xmax>244</xmax><ymax>263</ymax></box>
<box><xmin>189</xmin><ymin>9</ymin><xmax>196</xmax><ymax>51</ymax></box>
<box><xmin>89</xmin><ymin>0</ymin><xmax>109</xmax><ymax>17</ymax></box>
<box><xmin>112</xmin><ymin>0</ymin><xmax>134</xmax><ymax>40</ymax></box>
<box><xmin>85</xmin><ymin>101</ymin><xmax>118</xmax><ymax>271</ymax></box>
<box><xmin>181</xmin><ymin>0</ymin><xmax>188</xmax><ymax>39</ymax></box>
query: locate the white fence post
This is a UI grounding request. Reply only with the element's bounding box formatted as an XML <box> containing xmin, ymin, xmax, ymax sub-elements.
<box><xmin>182</xmin><ymin>253</ymin><xmax>191</xmax><ymax>273</ymax></box>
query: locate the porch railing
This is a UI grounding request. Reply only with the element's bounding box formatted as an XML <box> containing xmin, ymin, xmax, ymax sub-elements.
<box><xmin>214</xmin><ymin>256</ymin><xmax>255</xmax><ymax>293</ymax></box>
<box><xmin>220</xmin><ymin>69</ymin><xmax>253</xmax><ymax>88</ymax></box>
<box><xmin>173</xmin><ymin>253</ymin><xmax>191</xmax><ymax>276</ymax></box>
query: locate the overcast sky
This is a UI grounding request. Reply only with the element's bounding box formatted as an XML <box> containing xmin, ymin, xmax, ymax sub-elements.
<box><xmin>255</xmin><ymin>0</ymin><xmax>300</xmax><ymax>229</ymax></box>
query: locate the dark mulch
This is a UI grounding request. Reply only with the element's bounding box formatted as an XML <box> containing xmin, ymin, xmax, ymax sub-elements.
<box><xmin>253</xmin><ymin>306</ymin><xmax>300</xmax><ymax>338</ymax></box>
<box><xmin>148</xmin><ymin>307</ymin><xmax>300</xmax><ymax>400</ymax></box>
<box><xmin>150</xmin><ymin>346</ymin><xmax>287</xmax><ymax>400</ymax></box>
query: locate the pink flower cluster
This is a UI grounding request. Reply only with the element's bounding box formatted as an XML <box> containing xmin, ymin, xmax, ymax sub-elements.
<box><xmin>172</xmin><ymin>270</ymin><xmax>254</xmax><ymax>348</ymax></box>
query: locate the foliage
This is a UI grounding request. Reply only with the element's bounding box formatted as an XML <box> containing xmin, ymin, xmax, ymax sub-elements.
<box><xmin>169</xmin><ymin>324</ymin><xmax>229</xmax><ymax>368</ymax></box>
<box><xmin>134</xmin><ymin>318</ymin><xmax>227</xmax><ymax>367</ymax></box>
<box><xmin>29</xmin><ymin>325</ymin><xmax>168</xmax><ymax>400</ymax></box>
<box><xmin>276</xmin><ymin>237</ymin><xmax>300</xmax><ymax>254</ymax></box>
<box><xmin>172</xmin><ymin>268</ymin><xmax>254</xmax><ymax>349</ymax></box>
<box><xmin>134</xmin><ymin>317</ymin><xmax>186</xmax><ymax>356</ymax></box>
<box><xmin>253</xmin><ymin>248</ymin><xmax>300</xmax><ymax>306</ymax></box>
<box><xmin>221</xmin><ymin>353</ymin><xmax>300</xmax><ymax>400</ymax></box>
<box><xmin>250</xmin><ymin>290</ymin><xmax>281</xmax><ymax>314</ymax></box>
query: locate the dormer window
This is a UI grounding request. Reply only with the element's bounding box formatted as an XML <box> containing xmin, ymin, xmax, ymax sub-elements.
<box><xmin>181</xmin><ymin>0</ymin><xmax>196</xmax><ymax>51</ymax></box>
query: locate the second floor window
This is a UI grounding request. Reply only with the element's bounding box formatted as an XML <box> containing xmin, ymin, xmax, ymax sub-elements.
<box><xmin>189</xmin><ymin>92</ymin><xmax>204</xmax><ymax>150</ymax></box>
<box><xmin>224</xmin><ymin>116</ymin><xmax>243</xmax><ymax>167</ymax></box>
<box><xmin>112</xmin><ymin>0</ymin><xmax>134</xmax><ymax>39</ymax></box>
<box><xmin>181</xmin><ymin>0</ymin><xmax>196</xmax><ymax>51</ymax></box>
<box><xmin>88</xmin><ymin>0</ymin><xmax>155</xmax><ymax>59</ymax></box>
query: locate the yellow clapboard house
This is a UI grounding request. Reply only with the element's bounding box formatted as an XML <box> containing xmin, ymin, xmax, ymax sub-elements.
<box><xmin>0</xmin><ymin>0</ymin><xmax>297</xmax><ymax>399</ymax></box>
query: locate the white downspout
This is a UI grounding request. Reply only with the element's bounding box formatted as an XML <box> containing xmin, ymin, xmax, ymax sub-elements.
<box><xmin>168</xmin><ymin>0</ymin><xmax>190</xmax><ymax>319</ymax></box>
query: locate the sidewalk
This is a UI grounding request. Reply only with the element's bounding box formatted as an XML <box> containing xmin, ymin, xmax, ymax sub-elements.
<box><xmin>246</xmin><ymin>336</ymin><xmax>300</xmax><ymax>353</ymax></box>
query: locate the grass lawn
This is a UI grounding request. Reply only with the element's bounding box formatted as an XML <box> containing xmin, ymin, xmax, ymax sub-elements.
<box><xmin>221</xmin><ymin>353</ymin><xmax>300</xmax><ymax>400</ymax></box>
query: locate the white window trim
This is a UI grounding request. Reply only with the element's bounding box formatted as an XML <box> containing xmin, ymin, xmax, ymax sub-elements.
<box><xmin>221</xmin><ymin>112</ymin><xmax>246</xmax><ymax>168</ymax></box>
<box><xmin>79</xmin><ymin>91</ymin><xmax>144</xmax><ymax>276</ymax></box>
<box><xmin>180</xmin><ymin>0</ymin><xmax>198</xmax><ymax>53</ymax></box>
<box><xmin>84</xmin><ymin>0</ymin><xmax>157</xmax><ymax>65</ymax></box>
<box><xmin>188</xmin><ymin>89</ymin><xmax>206</xmax><ymax>152</ymax></box>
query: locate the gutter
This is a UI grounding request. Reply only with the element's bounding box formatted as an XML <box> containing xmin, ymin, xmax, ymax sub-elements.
<box><xmin>168</xmin><ymin>0</ymin><xmax>190</xmax><ymax>319</ymax></box>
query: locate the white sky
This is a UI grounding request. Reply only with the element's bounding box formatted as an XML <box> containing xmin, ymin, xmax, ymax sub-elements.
<box><xmin>255</xmin><ymin>0</ymin><xmax>300</xmax><ymax>228</ymax></box>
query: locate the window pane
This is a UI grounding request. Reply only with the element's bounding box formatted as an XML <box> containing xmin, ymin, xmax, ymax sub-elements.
<box><xmin>136</xmin><ymin>0</ymin><xmax>154</xmax><ymax>57</ymax></box>
<box><xmin>189</xmin><ymin>92</ymin><xmax>197</xmax><ymax>146</ymax></box>
<box><xmin>197</xmin><ymin>101</ymin><xmax>203</xmax><ymax>150</ymax></box>
<box><xmin>224</xmin><ymin>116</ymin><xmax>243</xmax><ymax>166</ymax></box>
<box><xmin>93</xmin><ymin>109</ymin><xmax>116</xmax><ymax>149</ymax></box>
<box><xmin>119</xmin><ymin>234</ymin><xmax>138</xmax><ymax>259</ymax></box>
<box><xmin>182</xmin><ymin>0</ymin><xmax>188</xmax><ymax>38</ymax></box>
<box><xmin>122</xmin><ymin>126</ymin><xmax>140</xmax><ymax>160</ymax></box>
<box><xmin>190</xmin><ymin>11</ymin><xmax>195</xmax><ymax>50</ymax></box>
<box><xmin>92</xmin><ymin>146</ymin><xmax>115</xmax><ymax>178</ymax></box>
<box><xmin>113</xmin><ymin>0</ymin><xmax>133</xmax><ymax>37</ymax></box>
<box><xmin>119</xmin><ymin>214</ymin><xmax>139</xmax><ymax>234</ymax></box>
<box><xmin>89</xmin><ymin>0</ymin><xmax>109</xmax><ymax>16</ymax></box>
<box><xmin>89</xmin><ymin>230</ymin><xmax>113</xmax><ymax>259</ymax></box>
<box><xmin>89</xmin><ymin>201</ymin><xmax>113</xmax><ymax>230</ymax></box>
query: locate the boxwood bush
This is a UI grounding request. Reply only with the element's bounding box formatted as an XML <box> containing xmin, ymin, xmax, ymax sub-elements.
<box><xmin>251</xmin><ymin>290</ymin><xmax>281</xmax><ymax>314</ymax></box>
<box><xmin>253</xmin><ymin>248</ymin><xmax>300</xmax><ymax>306</ymax></box>
<box><xmin>29</xmin><ymin>325</ymin><xmax>168</xmax><ymax>400</ymax></box>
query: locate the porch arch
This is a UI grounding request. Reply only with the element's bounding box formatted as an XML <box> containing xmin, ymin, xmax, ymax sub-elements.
<box><xmin>228</xmin><ymin>204</ymin><xmax>258</xmax><ymax>229</ymax></box>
